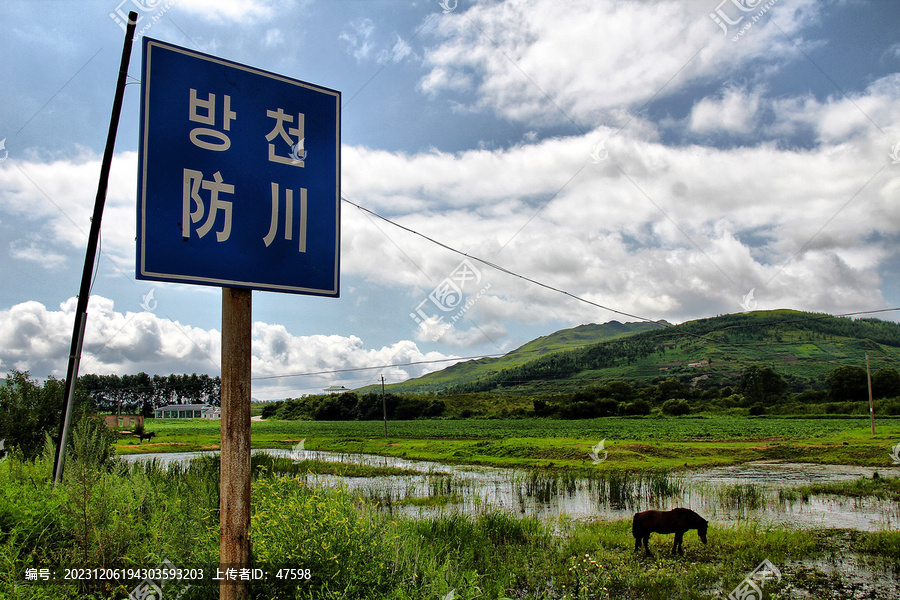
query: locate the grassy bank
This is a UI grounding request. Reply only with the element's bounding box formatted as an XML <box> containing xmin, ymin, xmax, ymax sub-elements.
<box><xmin>116</xmin><ymin>417</ymin><xmax>900</xmax><ymax>470</ymax></box>
<box><xmin>2</xmin><ymin>446</ymin><xmax>898</xmax><ymax>600</ymax></box>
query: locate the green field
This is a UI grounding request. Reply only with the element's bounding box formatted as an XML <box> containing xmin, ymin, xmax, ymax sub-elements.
<box><xmin>117</xmin><ymin>416</ymin><xmax>900</xmax><ymax>470</ymax></box>
<box><xmin>4</xmin><ymin>433</ymin><xmax>899</xmax><ymax>600</ymax></box>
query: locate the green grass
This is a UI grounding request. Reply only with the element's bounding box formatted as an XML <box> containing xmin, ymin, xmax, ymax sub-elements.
<box><xmin>2</xmin><ymin>443</ymin><xmax>899</xmax><ymax>600</ymax></box>
<box><xmin>780</xmin><ymin>474</ymin><xmax>900</xmax><ymax>502</ymax></box>
<box><xmin>117</xmin><ymin>416</ymin><xmax>900</xmax><ymax>470</ymax></box>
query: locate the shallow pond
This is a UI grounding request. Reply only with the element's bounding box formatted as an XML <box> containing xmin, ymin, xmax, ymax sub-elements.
<box><xmin>122</xmin><ymin>449</ymin><xmax>900</xmax><ymax>531</ymax></box>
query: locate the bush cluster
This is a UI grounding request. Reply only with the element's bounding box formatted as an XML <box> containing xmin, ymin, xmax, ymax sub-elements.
<box><xmin>262</xmin><ymin>392</ymin><xmax>445</xmax><ymax>421</ymax></box>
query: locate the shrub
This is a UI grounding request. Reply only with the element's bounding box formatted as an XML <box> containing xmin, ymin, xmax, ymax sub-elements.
<box><xmin>620</xmin><ymin>400</ymin><xmax>651</xmax><ymax>416</ymax></box>
<box><xmin>0</xmin><ymin>371</ymin><xmax>85</xmax><ymax>460</ymax></box>
<box><xmin>261</xmin><ymin>400</ymin><xmax>282</xmax><ymax>419</ymax></box>
<box><xmin>595</xmin><ymin>398</ymin><xmax>619</xmax><ymax>417</ymax></box>
<box><xmin>661</xmin><ymin>399</ymin><xmax>691</xmax><ymax>416</ymax></box>
<box><xmin>880</xmin><ymin>398</ymin><xmax>900</xmax><ymax>415</ymax></box>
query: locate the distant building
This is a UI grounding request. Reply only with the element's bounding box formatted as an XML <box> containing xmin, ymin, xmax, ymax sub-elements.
<box><xmin>323</xmin><ymin>385</ymin><xmax>348</xmax><ymax>394</ymax></box>
<box><xmin>154</xmin><ymin>404</ymin><xmax>217</xmax><ymax>419</ymax></box>
<box><xmin>687</xmin><ymin>360</ymin><xmax>710</xmax><ymax>368</ymax></box>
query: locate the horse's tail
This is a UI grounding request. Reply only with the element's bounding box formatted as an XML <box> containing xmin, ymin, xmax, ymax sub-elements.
<box><xmin>631</xmin><ymin>513</ymin><xmax>640</xmax><ymax>537</ymax></box>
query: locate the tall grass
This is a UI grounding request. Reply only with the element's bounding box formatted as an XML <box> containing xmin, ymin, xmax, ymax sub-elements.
<box><xmin>2</xmin><ymin>434</ymin><xmax>899</xmax><ymax>599</ymax></box>
<box><xmin>508</xmin><ymin>469</ymin><xmax>685</xmax><ymax>510</ymax></box>
<box><xmin>715</xmin><ymin>483</ymin><xmax>768</xmax><ymax>511</ymax></box>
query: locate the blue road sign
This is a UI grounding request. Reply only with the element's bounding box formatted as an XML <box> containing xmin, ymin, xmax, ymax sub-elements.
<box><xmin>137</xmin><ymin>38</ymin><xmax>340</xmax><ymax>296</ymax></box>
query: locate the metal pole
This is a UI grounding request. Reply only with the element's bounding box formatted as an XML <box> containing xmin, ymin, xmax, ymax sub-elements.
<box><xmin>381</xmin><ymin>375</ymin><xmax>387</xmax><ymax>438</ymax></box>
<box><xmin>53</xmin><ymin>12</ymin><xmax>138</xmax><ymax>483</ymax></box>
<box><xmin>866</xmin><ymin>353</ymin><xmax>875</xmax><ymax>435</ymax></box>
<box><xmin>220</xmin><ymin>287</ymin><xmax>252</xmax><ymax>600</ymax></box>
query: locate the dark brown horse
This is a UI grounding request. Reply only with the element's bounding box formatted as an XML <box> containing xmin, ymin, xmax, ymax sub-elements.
<box><xmin>633</xmin><ymin>508</ymin><xmax>707</xmax><ymax>556</ymax></box>
<box><xmin>136</xmin><ymin>431</ymin><xmax>156</xmax><ymax>443</ymax></box>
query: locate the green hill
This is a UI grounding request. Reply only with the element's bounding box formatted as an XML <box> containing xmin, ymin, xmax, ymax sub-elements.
<box><xmin>382</xmin><ymin>310</ymin><xmax>900</xmax><ymax>395</ymax></box>
<box><xmin>359</xmin><ymin>320</ymin><xmax>666</xmax><ymax>394</ymax></box>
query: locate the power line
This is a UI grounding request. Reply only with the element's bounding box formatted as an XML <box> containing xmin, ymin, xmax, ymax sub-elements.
<box><xmin>250</xmin><ymin>353</ymin><xmax>507</xmax><ymax>381</ymax></box>
<box><xmin>245</xmin><ymin>307</ymin><xmax>900</xmax><ymax>384</ymax></box>
<box><xmin>341</xmin><ymin>195</ymin><xmax>900</xmax><ymax>362</ymax></box>
<box><xmin>342</xmin><ymin>195</ymin><xmax>669</xmax><ymax>327</ymax></box>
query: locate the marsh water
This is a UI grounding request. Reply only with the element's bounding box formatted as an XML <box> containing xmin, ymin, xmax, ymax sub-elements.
<box><xmin>122</xmin><ymin>449</ymin><xmax>900</xmax><ymax>532</ymax></box>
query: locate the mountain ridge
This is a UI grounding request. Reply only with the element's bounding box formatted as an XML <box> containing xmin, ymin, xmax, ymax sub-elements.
<box><xmin>369</xmin><ymin>310</ymin><xmax>900</xmax><ymax>395</ymax></box>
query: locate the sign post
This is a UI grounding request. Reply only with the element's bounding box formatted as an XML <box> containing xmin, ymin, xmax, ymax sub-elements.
<box><xmin>220</xmin><ymin>287</ymin><xmax>252</xmax><ymax>600</ymax></box>
<box><xmin>137</xmin><ymin>38</ymin><xmax>340</xmax><ymax>599</ymax></box>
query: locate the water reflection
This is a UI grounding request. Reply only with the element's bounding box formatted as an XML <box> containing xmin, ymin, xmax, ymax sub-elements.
<box><xmin>121</xmin><ymin>449</ymin><xmax>900</xmax><ymax>531</ymax></box>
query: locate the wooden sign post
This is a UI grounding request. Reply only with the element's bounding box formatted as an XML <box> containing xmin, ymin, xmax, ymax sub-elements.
<box><xmin>137</xmin><ymin>39</ymin><xmax>339</xmax><ymax>598</ymax></box>
<box><xmin>220</xmin><ymin>287</ymin><xmax>252</xmax><ymax>599</ymax></box>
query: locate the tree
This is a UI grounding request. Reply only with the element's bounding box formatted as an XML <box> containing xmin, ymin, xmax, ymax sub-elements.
<box><xmin>532</xmin><ymin>399</ymin><xmax>552</xmax><ymax>417</ymax></box>
<box><xmin>0</xmin><ymin>371</ymin><xmax>88</xmax><ymax>459</ymax></box>
<box><xmin>620</xmin><ymin>400</ymin><xmax>651</xmax><ymax>416</ymax></box>
<box><xmin>572</xmin><ymin>389</ymin><xmax>598</xmax><ymax>403</ymax></box>
<box><xmin>826</xmin><ymin>365</ymin><xmax>868</xmax><ymax>402</ymax></box>
<box><xmin>595</xmin><ymin>398</ymin><xmax>619</xmax><ymax>417</ymax></box>
<box><xmin>872</xmin><ymin>367</ymin><xmax>900</xmax><ymax>399</ymax></box>
<box><xmin>261</xmin><ymin>401</ymin><xmax>282</xmax><ymax>419</ymax></box>
<box><xmin>598</xmin><ymin>380</ymin><xmax>635</xmax><ymax>403</ymax></box>
<box><xmin>314</xmin><ymin>392</ymin><xmax>358</xmax><ymax>420</ymax></box>
<box><xmin>739</xmin><ymin>365</ymin><xmax>788</xmax><ymax>405</ymax></box>
<box><xmin>656</xmin><ymin>378</ymin><xmax>684</xmax><ymax>402</ymax></box>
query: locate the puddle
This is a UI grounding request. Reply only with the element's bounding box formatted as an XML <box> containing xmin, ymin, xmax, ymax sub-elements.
<box><xmin>121</xmin><ymin>450</ymin><xmax>900</xmax><ymax>532</ymax></box>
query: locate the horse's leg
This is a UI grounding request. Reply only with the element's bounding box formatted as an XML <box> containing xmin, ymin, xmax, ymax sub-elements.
<box><xmin>643</xmin><ymin>536</ymin><xmax>652</xmax><ymax>556</ymax></box>
<box><xmin>634</xmin><ymin>535</ymin><xmax>641</xmax><ymax>553</ymax></box>
<box><xmin>673</xmin><ymin>532</ymin><xmax>683</xmax><ymax>555</ymax></box>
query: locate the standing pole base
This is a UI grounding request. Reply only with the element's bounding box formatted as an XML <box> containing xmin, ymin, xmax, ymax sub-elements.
<box><xmin>220</xmin><ymin>287</ymin><xmax>252</xmax><ymax>600</ymax></box>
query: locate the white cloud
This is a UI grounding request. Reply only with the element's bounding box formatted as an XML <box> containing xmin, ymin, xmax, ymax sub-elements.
<box><xmin>9</xmin><ymin>238</ymin><xmax>67</xmax><ymax>269</ymax></box>
<box><xmin>0</xmin><ymin>297</ymin><xmax>458</xmax><ymax>399</ymax></box>
<box><xmin>768</xmin><ymin>74</ymin><xmax>900</xmax><ymax>144</ymax></box>
<box><xmin>2</xmin><ymin>21</ymin><xmax>898</xmax><ymax>353</ymax></box>
<box><xmin>419</xmin><ymin>0</ymin><xmax>820</xmax><ymax>126</ymax></box>
<box><xmin>0</xmin><ymin>152</ymin><xmax>137</xmax><ymax>273</ymax></box>
<box><xmin>342</xmin><ymin>115</ymin><xmax>896</xmax><ymax>327</ymax></box>
<box><xmin>690</xmin><ymin>86</ymin><xmax>763</xmax><ymax>135</ymax></box>
<box><xmin>175</xmin><ymin>0</ymin><xmax>276</xmax><ymax>23</ymax></box>
<box><xmin>263</xmin><ymin>28</ymin><xmax>284</xmax><ymax>47</ymax></box>
<box><xmin>340</xmin><ymin>18</ymin><xmax>377</xmax><ymax>62</ymax></box>
<box><xmin>2</xmin><ymin>86</ymin><xmax>896</xmax><ymax>342</ymax></box>
<box><xmin>379</xmin><ymin>33</ymin><xmax>416</xmax><ymax>64</ymax></box>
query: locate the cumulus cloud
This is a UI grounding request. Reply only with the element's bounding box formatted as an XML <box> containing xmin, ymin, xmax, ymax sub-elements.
<box><xmin>2</xmin><ymin>0</ymin><xmax>897</xmax><ymax>361</ymax></box>
<box><xmin>0</xmin><ymin>152</ymin><xmax>137</xmax><ymax>273</ymax></box>
<box><xmin>419</xmin><ymin>0</ymin><xmax>820</xmax><ymax>126</ymax></box>
<box><xmin>340</xmin><ymin>86</ymin><xmax>896</xmax><ymax>323</ymax></box>
<box><xmin>0</xmin><ymin>297</ymin><xmax>459</xmax><ymax>399</ymax></box>
<box><xmin>767</xmin><ymin>73</ymin><xmax>900</xmax><ymax>144</ymax></box>
<box><xmin>690</xmin><ymin>86</ymin><xmax>763</xmax><ymax>135</ymax></box>
<box><xmin>3</xmin><ymin>76</ymin><xmax>896</xmax><ymax>348</ymax></box>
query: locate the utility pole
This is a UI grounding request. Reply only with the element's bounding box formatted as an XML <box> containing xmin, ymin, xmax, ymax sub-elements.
<box><xmin>866</xmin><ymin>353</ymin><xmax>875</xmax><ymax>435</ymax></box>
<box><xmin>381</xmin><ymin>375</ymin><xmax>387</xmax><ymax>438</ymax></box>
<box><xmin>53</xmin><ymin>12</ymin><xmax>137</xmax><ymax>483</ymax></box>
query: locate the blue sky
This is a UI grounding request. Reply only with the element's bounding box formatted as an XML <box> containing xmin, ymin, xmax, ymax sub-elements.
<box><xmin>1</xmin><ymin>0</ymin><xmax>899</xmax><ymax>399</ymax></box>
